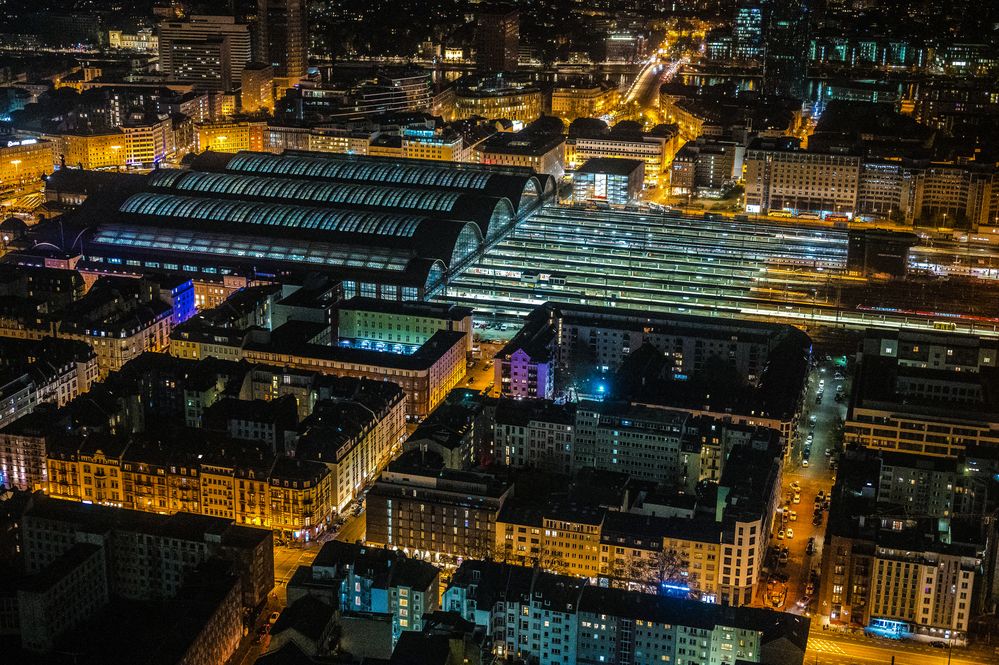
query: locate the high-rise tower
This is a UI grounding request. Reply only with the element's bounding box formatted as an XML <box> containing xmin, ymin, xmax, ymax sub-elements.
<box><xmin>762</xmin><ymin>0</ymin><xmax>810</xmax><ymax>99</ymax></box>
<box><xmin>256</xmin><ymin>0</ymin><xmax>308</xmax><ymax>85</ymax></box>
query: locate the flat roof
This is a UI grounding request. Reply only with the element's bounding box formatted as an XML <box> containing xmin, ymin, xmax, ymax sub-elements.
<box><xmin>577</xmin><ymin>158</ymin><xmax>645</xmax><ymax>176</ymax></box>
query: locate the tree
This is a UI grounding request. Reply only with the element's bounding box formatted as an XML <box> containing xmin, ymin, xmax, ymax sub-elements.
<box><xmin>637</xmin><ymin>547</ymin><xmax>689</xmax><ymax>596</ymax></box>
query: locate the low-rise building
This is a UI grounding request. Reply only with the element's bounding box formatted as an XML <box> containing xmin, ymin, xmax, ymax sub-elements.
<box><xmin>572</xmin><ymin>157</ymin><xmax>644</xmax><ymax>205</ymax></box>
<box><xmin>293</xmin><ymin>541</ymin><xmax>440</xmax><ymax>644</ymax></box>
<box><xmin>476</xmin><ymin>131</ymin><xmax>566</xmax><ymax>178</ymax></box>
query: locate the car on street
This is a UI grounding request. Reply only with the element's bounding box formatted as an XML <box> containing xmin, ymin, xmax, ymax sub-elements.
<box><xmin>930</xmin><ymin>642</ymin><xmax>947</xmax><ymax>649</ymax></box>
<box><xmin>802</xmin><ymin>459</ymin><xmax>809</xmax><ymax>467</ymax></box>
<box><xmin>791</xmin><ymin>481</ymin><xmax>801</xmax><ymax>491</ymax></box>
<box><xmin>268</xmin><ymin>611</ymin><xmax>281</xmax><ymax>625</ymax></box>
<box><xmin>806</xmin><ymin>537</ymin><xmax>815</xmax><ymax>555</ymax></box>
<box><xmin>788</xmin><ymin>510</ymin><xmax>797</xmax><ymax>521</ymax></box>
<box><xmin>777</xmin><ymin>528</ymin><xmax>785</xmax><ymax>539</ymax></box>
<box><xmin>812</xmin><ymin>514</ymin><xmax>823</xmax><ymax>526</ymax></box>
<box><xmin>793</xmin><ymin>493</ymin><xmax>800</xmax><ymax>504</ymax></box>
<box><xmin>785</xmin><ymin>528</ymin><xmax>794</xmax><ymax>539</ymax></box>
<box><xmin>796</xmin><ymin>594</ymin><xmax>811</xmax><ymax>608</ymax></box>
<box><xmin>834</xmin><ymin>371</ymin><xmax>845</xmax><ymax>380</ymax></box>
<box><xmin>778</xmin><ymin>548</ymin><xmax>789</xmax><ymax>564</ymax></box>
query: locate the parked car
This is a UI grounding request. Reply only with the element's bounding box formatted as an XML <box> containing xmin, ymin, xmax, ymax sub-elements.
<box><xmin>812</xmin><ymin>514</ymin><xmax>823</xmax><ymax>526</ymax></box>
<box><xmin>777</xmin><ymin>529</ymin><xmax>785</xmax><ymax>540</ymax></box>
<box><xmin>788</xmin><ymin>510</ymin><xmax>797</xmax><ymax>522</ymax></box>
<box><xmin>268</xmin><ymin>611</ymin><xmax>281</xmax><ymax>625</ymax></box>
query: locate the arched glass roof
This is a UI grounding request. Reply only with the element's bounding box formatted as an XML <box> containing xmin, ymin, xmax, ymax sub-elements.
<box><xmin>146</xmin><ymin>170</ymin><xmax>518</xmax><ymax>243</ymax></box>
<box><xmin>120</xmin><ymin>192</ymin><xmax>427</xmax><ymax>238</ymax></box>
<box><xmin>148</xmin><ymin>170</ymin><xmax>465</xmax><ymax>214</ymax></box>
<box><xmin>91</xmin><ymin>224</ymin><xmax>420</xmax><ymax>272</ymax></box>
<box><xmin>226</xmin><ymin>152</ymin><xmax>497</xmax><ymax>190</ymax></box>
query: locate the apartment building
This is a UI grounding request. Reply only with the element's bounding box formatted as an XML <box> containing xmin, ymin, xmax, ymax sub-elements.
<box><xmin>494</xmin><ymin>398</ymin><xmax>576</xmax><ymax>473</ymax></box>
<box><xmin>0</xmin><ymin>337</ymin><xmax>97</xmax><ymax>432</ymax></box>
<box><xmin>443</xmin><ymin>559</ymin><xmax>810</xmax><ymax>665</ymax></box>
<box><xmin>495</xmin><ymin>312</ymin><xmax>557</xmax><ymax>400</ymax></box>
<box><xmin>295</xmin><ymin>541</ymin><xmax>440</xmax><ymax>644</ymax></box>
<box><xmin>846</xmin><ymin>330</ymin><xmax>999</xmax><ymax>458</ymax></box>
<box><xmin>819</xmin><ymin>453</ymin><xmax>983</xmax><ymax>643</ymax></box>
<box><xmin>365</xmin><ymin>460</ymin><xmax>512</xmax><ymax>559</ymax></box>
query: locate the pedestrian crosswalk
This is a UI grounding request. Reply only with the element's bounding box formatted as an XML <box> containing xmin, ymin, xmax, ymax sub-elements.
<box><xmin>808</xmin><ymin>639</ymin><xmax>848</xmax><ymax>655</ymax></box>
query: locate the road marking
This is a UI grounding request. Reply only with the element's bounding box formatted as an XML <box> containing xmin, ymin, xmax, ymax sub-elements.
<box><xmin>808</xmin><ymin>639</ymin><xmax>848</xmax><ymax>654</ymax></box>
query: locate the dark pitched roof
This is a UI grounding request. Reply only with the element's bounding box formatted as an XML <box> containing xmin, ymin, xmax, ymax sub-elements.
<box><xmin>270</xmin><ymin>595</ymin><xmax>335</xmax><ymax>641</ymax></box>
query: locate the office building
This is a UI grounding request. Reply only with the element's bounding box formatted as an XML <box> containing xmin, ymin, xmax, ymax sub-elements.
<box><xmin>336</xmin><ymin>297</ymin><xmax>474</xmax><ymax>355</ymax></box>
<box><xmin>445</xmin><ymin>74</ymin><xmax>542</xmax><ymax>124</ymax></box>
<box><xmin>256</xmin><ymin>0</ymin><xmax>309</xmax><ymax>85</ymax></box>
<box><xmin>669</xmin><ymin>140</ymin><xmax>743</xmax><ymax>197</ymax></box>
<box><xmin>240</xmin><ymin>63</ymin><xmax>275</xmax><ymax>114</ymax></box>
<box><xmin>567</xmin><ymin>124</ymin><xmax>680</xmax><ymax>187</ymax></box>
<box><xmin>195</xmin><ymin>119</ymin><xmax>267</xmax><ymax>153</ymax></box>
<box><xmin>763</xmin><ymin>0</ymin><xmax>811</xmax><ymax>99</ymax></box>
<box><xmin>476</xmin><ymin>8</ymin><xmax>519</xmax><ymax>72</ymax></box>
<box><xmin>845</xmin><ymin>330</ymin><xmax>999</xmax><ymax>458</ymax></box>
<box><xmin>733</xmin><ymin>1</ymin><xmax>764</xmax><ymax>61</ymax></box>
<box><xmin>22</xmin><ymin>494</ymin><xmax>273</xmax><ymax>607</ymax></box>
<box><xmin>572</xmin><ymin>158</ymin><xmax>645</xmax><ymax>205</ymax></box>
<box><xmin>744</xmin><ymin>139</ymin><xmax>861</xmax><ymax>216</ymax></box>
<box><xmin>551</xmin><ymin>81</ymin><xmax>619</xmax><ymax>122</ymax></box>
<box><xmin>47</xmin><ymin>131</ymin><xmax>126</xmax><ymax>171</ymax></box>
<box><xmin>157</xmin><ymin>15</ymin><xmax>252</xmax><ymax>92</ymax></box>
<box><xmin>0</xmin><ymin>139</ymin><xmax>53</xmax><ymax>199</ymax></box>
<box><xmin>476</xmin><ymin>131</ymin><xmax>566</xmax><ymax>178</ymax></box>
<box><xmin>443</xmin><ymin>559</ymin><xmax>810</xmax><ymax>665</ymax></box>
<box><xmin>121</xmin><ymin>113</ymin><xmax>175</xmax><ymax>166</ymax></box>
<box><xmin>6</xmin><ymin>495</ymin><xmax>271</xmax><ymax>658</ymax></box>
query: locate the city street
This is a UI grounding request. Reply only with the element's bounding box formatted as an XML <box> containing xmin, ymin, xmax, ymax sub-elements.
<box><xmin>272</xmin><ymin>543</ymin><xmax>319</xmax><ymax>605</ymax></box>
<box><xmin>766</xmin><ymin>359</ymin><xmax>848</xmax><ymax>614</ymax></box>
<box><xmin>806</xmin><ymin>631</ymin><xmax>998</xmax><ymax>665</ymax></box>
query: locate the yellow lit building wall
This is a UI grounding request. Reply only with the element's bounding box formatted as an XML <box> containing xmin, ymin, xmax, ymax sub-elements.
<box><xmin>0</xmin><ymin>140</ymin><xmax>55</xmax><ymax>198</ymax></box>
<box><xmin>196</xmin><ymin>121</ymin><xmax>266</xmax><ymax>153</ymax></box>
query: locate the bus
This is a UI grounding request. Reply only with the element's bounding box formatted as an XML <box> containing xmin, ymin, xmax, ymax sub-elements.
<box><xmin>769</xmin><ymin>210</ymin><xmax>793</xmax><ymax>218</ymax></box>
